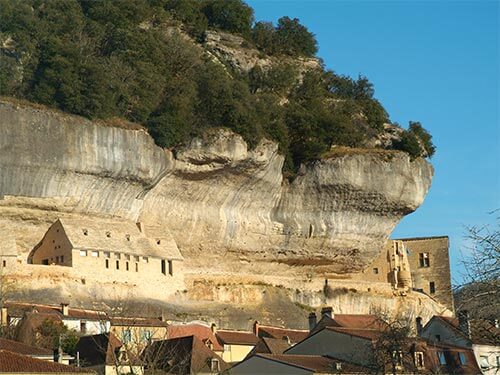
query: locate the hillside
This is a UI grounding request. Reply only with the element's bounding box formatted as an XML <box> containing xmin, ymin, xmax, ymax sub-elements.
<box><xmin>0</xmin><ymin>0</ymin><xmax>435</xmax><ymax>175</ymax></box>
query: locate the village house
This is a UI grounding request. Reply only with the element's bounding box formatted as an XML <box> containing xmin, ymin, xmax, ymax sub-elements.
<box><xmin>419</xmin><ymin>313</ymin><xmax>500</xmax><ymax>375</ymax></box>
<box><xmin>144</xmin><ymin>335</ymin><xmax>229</xmax><ymax>375</ymax></box>
<box><xmin>28</xmin><ymin>218</ymin><xmax>184</xmax><ymax>290</ymax></box>
<box><xmin>215</xmin><ymin>329</ymin><xmax>259</xmax><ymax>363</ymax></box>
<box><xmin>75</xmin><ymin>332</ymin><xmax>142</xmax><ymax>375</ymax></box>
<box><xmin>0</xmin><ymin>338</ymin><xmax>56</xmax><ymax>362</ymax></box>
<box><xmin>167</xmin><ymin>322</ymin><xmax>224</xmax><ymax>356</ymax></box>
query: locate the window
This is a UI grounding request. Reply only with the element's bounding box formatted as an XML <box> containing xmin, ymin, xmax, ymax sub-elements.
<box><xmin>419</xmin><ymin>252</ymin><xmax>430</xmax><ymax>267</ymax></box>
<box><xmin>105</xmin><ymin>259</ymin><xmax>109</xmax><ymax>269</ymax></box>
<box><xmin>437</xmin><ymin>351</ymin><xmax>447</xmax><ymax>365</ymax></box>
<box><xmin>335</xmin><ymin>363</ymin><xmax>342</xmax><ymax>371</ymax></box>
<box><xmin>156</xmin><ymin>239</ymin><xmax>161</xmax><ymax>245</ymax></box>
<box><xmin>134</xmin><ymin>256</ymin><xmax>139</xmax><ymax>262</ymax></box>
<box><xmin>80</xmin><ymin>250</ymin><xmax>87</xmax><ymax>257</ymax></box>
<box><xmin>125</xmin><ymin>234</ymin><xmax>130</xmax><ymax>241</ymax></box>
<box><xmin>458</xmin><ymin>352</ymin><xmax>467</xmax><ymax>365</ymax></box>
<box><xmin>42</xmin><ymin>259</ymin><xmax>49</xmax><ymax>265</ymax></box>
<box><xmin>115</xmin><ymin>253</ymin><xmax>121</xmax><ymax>259</ymax></box>
<box><xmin>80</xmin><ymin>321</ymin><xmax>87</xmax><ymax>333</ymax></box>
<box><xmin>210</xmin><ymin>359</ymin><xmax>220</xmax><ymax>372</ymax></box>
<box><xmin>142</xmin><ymin>330</ymin><xmax>152</xmax><ymax>341</ymax></box>
<box><xmin>223</xmin><ymin>344</ymin><xmax>230</xmax><ymax>352</ymax></box>
<box><xmin>106</xmin><ymin>231</ymin><xmax>111</xmax><ymax>238</ymax></box>
<box><xmin>415</xmin><ymin>352</ymin><xmax>424</xmax><ymax>368</ymax></box>
<box><xmin>126</xmin><ymin>261</ymin><xmax>129</xmax><ymax>271</ymax></box>
<box><xmin>135</xmin><ymin>263</ymin><xmax>138</xmax><ymax>272</ymax></box>
<box><xmin>61</xmin><ymin>255</ymin><xmax>64</xmax><ymax>263</ymax></box>
<box><xmin>479</xmin><ymin>355</ymin><xmax>489</xmax><ymax>369</ymax></box>
<box><xmin>2</xmin><ymin>260</ymin><xmax>6</xmax><ymax>267</ymax></box>
<box><xmin>392</xmin><ymin>351</ymin><xmax>403</xmax><ymax>367</ymax></box>
<box><xmin>373</xmin><ymin>267</ymin><xmax>379</xmax><ymax>274</ymax></box>
<box><xmin>142</xmin><ymin>257</ymin><xmax>149</xmax><ymax>263</ymax></box>
<box><xmin>161</xmin><ymin>259</ymin><xmax>166</xmax><ymax>275</ymax></box>
<box><xmin>104</xmin><ymin>252</ymin><xmax>110</xmax><ymax>258</ymax></box>
<box><xmin>430</xmin><ymin>281</ymin><xmax>436</xmax><ymax>294</ymax></box>
<box><xmin>122</xmin><ymin>330</ymin><xmax>132</xmax><ymax>344</ymax></box>
<box><xmin>116</xmin><ymin>260</ymin><xmax>120</xmax><ymax>270</ymax></box>
<box><xmin>168</xmin><ymin>260</ymin><xmax>173</xmax><ymax>276</ymax></box>
<box><xmin>435</xmin><ymin>334</ymin><xmax>441</xmax><ymax>342</ymax></box>
<box><xmin>125</xmin><ymin>254</ymin><xmax>130</xmax><ymax>261</ymax></box>
<box><xmin>83</xmin><ymin>229</ymin><xmax>88</xmax><ymax>236</ymax></box>
<box><xmin>91</xmin><ymin>251</ymin><xmax>99</xmax><ymax>257</ymax></box>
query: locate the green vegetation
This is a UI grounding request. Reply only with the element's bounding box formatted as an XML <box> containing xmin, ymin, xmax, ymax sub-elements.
<box><xmin>0</xmin><ymin>0</ymin><xmax>434</xmax><ymax>174</ymax></box>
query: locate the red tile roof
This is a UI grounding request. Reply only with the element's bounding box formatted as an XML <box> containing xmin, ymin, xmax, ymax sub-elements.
<box><xmin>332</xmin><ymin>314</ymin><xmax>388</xmax><ymax>330</ymax></box>
<box><xmin>216</xmin><ymin>330</ymin><xmax>259</xmax><ymax>346</ymax></box>
<box><xmin>110</xmin><ymin>316</ymin><xmax>168</xmax><ymax>327</ymax></box>
<box><xmin>257</xmin><ymin>325</ymin><xmax>309</xmax><ymax>344</ymax></box>
<box><xmin>0</xmin><ymin>350</ymin><xmax>93</xmax><ymax>373</ymax></box>
<box><xmin>0</xmin><ymin>338</ymin><xmax>52</xmax><ymax>356</ymax></box>
<box><xmin>326</xmin><ymin>326</ymin><xmax>381</xmax><ymax>340</ymax></box>
<box><xmin>167</xmin><ymin>323</ymin><xmax>223</xmax><ymax>351</ymax></box>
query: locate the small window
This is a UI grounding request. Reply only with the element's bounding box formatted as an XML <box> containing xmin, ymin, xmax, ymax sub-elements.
<box><xmin>415</xmin><ymin>352</ymin><xmax>424</xmax><ymax>368</ymax></box>
<box><xmin>122</xmin><ymin>330</ymin><xmax>132</xmax><ymax>344</ymax></box>
<box><xmin>430</xmin><ymin>281</ymin><xmax>436</xmax><ymax>294</ymax></box>
<box><xmin>91</xmin><ymin>251</ymin><xmax>99</xmax><ymax>257</ymax></box>
<box><xmin>142</xmin><ymin>330</ymin><xmax>152</xmax><ymax>341</ymax></box>
<box><xmin>223</xmin><ymin>344</ymin><xmax>230</xmax><ymax>352</ymax></box>
<box><xmin>437</xmin><ymin>351</ymin><xmax>446</xmax><ymax>365</ymax></box>
<box><xmin>135</xmin><ymin>263</ymin><xmax>139</xmax><ymax>272</ymax></box>
<box><xmin>435</xmin><ymin>334</ymin><xmax>441</xmax><ymax>342</ymax></box>
<box><xmin>42</xmin><ymin>259</ymin><xmax>49</xmax><ymax>265</ymax></box>
<box><xmin>106</xmin><ymin>231</ymin><xmax>111</xmax><ymax>238</ymax></box>
<box><xmin>134</xmin><ymin>255</ymin><xmax>139</xmax><ymax>262</ymax></box>
<box><xmin>80</xmin><ymin>321</ymin><xmax>87</xmax><ymax>334</ymax></box>
<box><xmin>60</xmin><ymin>255</ymin><xmax>64</xmax><ymax>263</ymax></box>
<box><xmin>458</xmin><ymin>352</ymin><xmax>467</xmax><ymax>365</ymax></box>
<box><xmin>156</xmin><ymin>239</ymin><xmax>161</xmax><ymax>245</ymax></box>
<box><xmin>2</xmin><ymin>260</ymin><xmax>6</xmax><ymax>267</ymax></box>
<box><xmin>125</xmin><ymin>234</ymin><xmax>130</xmax><ymax>241</ymax></box>
<box><xmin>210</xmin><ymin>359</ymin><xmax>220</xmax><ymax>372</ymax></box>
<box><xmin>335</xmin><ymin>363</ymin><xmax>342</xmax><ymax>371</ymax></box>
<box><xmin>125</xmin><ymin>254</ymin><xmax>130</xmax><ymax>261</ymax></box>
<box><xmin>115</xmin><ymin>253</ymin><xmax>121</xmax><ymax>260</ymax></box>
<box><xmin>126</xmin><ymin>262</ymin><xmax>129</xmax><ymax>271</ymax></box>
<box><xmin>104</xmin><ymin>252</ymin><xmax>110</xmax><ymax>258</ymax></box>
<box><xmin>83</xmin><ymin>229</ymin><xmax>88</xmax><ymax>236</ymax></box>
<box><xmin>80</xmin><ymin>250</ymin><xmax>87</xmax><ymax>257</ymax></box>
<box><xmin>168</xmin><ymin>260</ymin><xmax>173</xmax><ymax>276</ymax></box>
<box><xmin>143</xmin><ymin>257</ymin><xmax>148</xmax><ymax>263</ymax></box>
<box><xmin>161</xmin><ymin>260</ymin><xmax>166</xmax><ymax>275</ymax></box>
<box><xmin>116</xmin><ymin>260</ymin><xmax>120</xmax><ymax>270</ymax></box>
<box><xmin>392</xmin><ymin>351</ymin><xmax>403</xmax><ymax>367</ymax></box>
<box><xmin>373</xmin><ymin>267</ymin><xmax>379</xmax><ymax>274</ymax></box>
<box><xmin>479</xmin><ymin>355</ymin><xmax>489</xmax><ymax>369</ymax></box>
<box><xmin>105</xmin><ymin>259</ymin><xmax>109</xmax><ymax>269</ymax></box>
<box><xmin>419</xmin><ymin>252</ymin><xmax>430</xmax><ymax>267</ymax></box>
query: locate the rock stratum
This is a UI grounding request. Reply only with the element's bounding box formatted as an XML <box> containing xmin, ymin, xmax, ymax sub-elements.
<box><xmin>0</xmin><ymin>100</ymin><xmax>442</xmax><ymax>326</ymax></box>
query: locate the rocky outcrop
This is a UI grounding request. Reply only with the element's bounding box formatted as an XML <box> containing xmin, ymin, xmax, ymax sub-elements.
<box><xmin>0</xmin><ymin>100</ymin><xmax>440</xmax><ymax>321</ymax></box>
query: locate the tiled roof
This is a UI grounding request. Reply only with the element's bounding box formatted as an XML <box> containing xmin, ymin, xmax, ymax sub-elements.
<box><xmin>257</xmin><ymin>325</ymin><xmax>309</xmax><ymax>344</ymax></box>
<box><xmin>167</xmin><ymin>323</ymin><xmax>223</xmax><ymax>351</ymax></box>
<box><xmin>216</xmin><ymin>330</ymin><xmax>259</xmax><ymax>346</ymax></box>
<box><xmin>332</xmin><ymin>314</ymin><xmax>388</xmax><ymax>329</ymax></box>
<box><xmin>0</xmin><ymin>338</ymin><xmax>52</xmax><ymax>356</ymax></box>
<box><xmin>326</xmin><ymin>327</ymin><xmax>381</xmax><ymax>340</ymax></box>
<box><xmin>110</xmin><ymin>316</ymin><xmax>168</xmax><ymax>327</ymax></box>
<box><xmin>75</xmin><ymin>333</ymin><xmax>125</xmax><ymax>366</ymax></box>
<box><xmin>425</xmin><ymin>345</ymin><xmax>481</xmax><ymax>374</ymax></box>
<box><xmin>4</xmin><ymin>302</ymin><xmax>108</xmax><ymax>321</ymax></box>
<box><xmin>256</xmin><ymin>354</ymin><xmax>370</xmax><ymax>373</ymax></box>
<box><xmin>0</xmin><ymin>350</ymin><xmax>93</xmax><ymax>373</ymax></box>
<box><xmin>145</xmin><ymin>335</ymin><xmax>229</xmax><ymax>373</ymax></box>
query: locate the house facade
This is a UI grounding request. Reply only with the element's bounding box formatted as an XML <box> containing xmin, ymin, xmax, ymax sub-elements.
<box><xmin>28</xmin><ymin>218</ymin><xmax>183</xmax><ymax>290</ymax></box>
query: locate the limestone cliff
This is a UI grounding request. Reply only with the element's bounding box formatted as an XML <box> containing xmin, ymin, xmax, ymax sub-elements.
<box><xmin>0</xmin><ymin>99</ymin><xmax>440</xmax><ymax>325</ymax></box>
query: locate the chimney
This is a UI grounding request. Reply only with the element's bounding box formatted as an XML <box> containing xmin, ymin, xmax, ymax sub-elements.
<box><xmin>136</xmin><ymin>222</ymin><xmax>146</xmax><ymax>236</ymax></box>
<box><xmin>253</xmin><ymin>320</ymin><xmax>259</xmax><ymax>336</ymax></box>
<box><xmin>1</xmin><ymin>307</ymin><xmax>8</xmax><ymax>326</ymax></box>
<box><xmin>321</xmin><ymin>306</ymin><xmax>333</xmax><ymax>319</ymax></box>
<box><xmin>308</xmin><ymin>312</ymin><xmax>317</xmax><ymax>331</ymax></box>
<box><xmin>416</xmin><ymin>317</ymin><xmax>423</xmax><ymax>335</ymax></box>
<box><xmin>458</xmin><ymin>310</ymin><xmax>471</xmax><ymax>339</ymax></box>
<box><xmin>61</xmin><ymin>303</ymin><xmax>69</xmax><ymax>316</ymax></box>
<box><xmin>210</xmin><ymin>323</ymin><xmax>217</xmax><ymax>334</ymax></box>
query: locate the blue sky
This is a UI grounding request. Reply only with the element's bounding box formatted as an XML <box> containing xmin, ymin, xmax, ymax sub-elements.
<box><xmin>247</xmin><ymin>0</ymin><xmax>499</xmax><ymax>284</ymax></box>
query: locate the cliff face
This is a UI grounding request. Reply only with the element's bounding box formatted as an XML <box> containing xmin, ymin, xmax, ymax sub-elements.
<box><xmin>0</xmin><ymin>100</ymin><xmax>440</xmax><ymax>322</ymax></box>
<box><xmin>0</xmin><ymin>100</ymin><xmax>433</xmax><ymax>274</ymax></box>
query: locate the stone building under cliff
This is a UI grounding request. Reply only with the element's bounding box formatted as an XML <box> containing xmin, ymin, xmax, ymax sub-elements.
<box><xmin>28</xmin><ymin>218</ymin><xmax>184</xmax><ymax>287</ymax></box>
<box><xmin>363</xmin><ymin>236</ymin><xmax>453</xmax><ymax>311</ymax></box>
